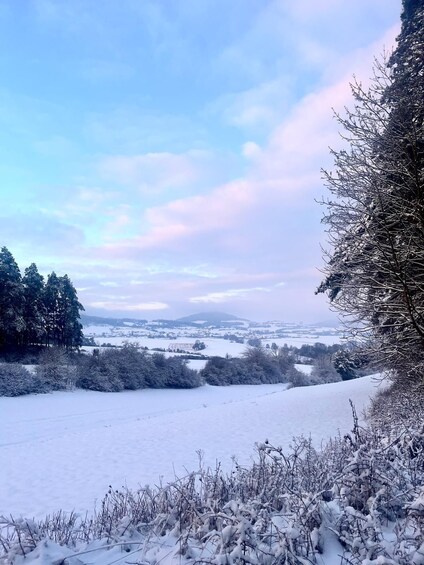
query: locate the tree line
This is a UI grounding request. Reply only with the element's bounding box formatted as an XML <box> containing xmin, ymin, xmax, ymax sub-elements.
<box><xmin>318</xmin><ymin>0</ymin><xmax>424</xmax><ymax>385</ymax></box>
<box><xmin>0</xmin><ymin>344</ymin><xmax>202</xmax><ymax>396</ymax></box>
<box><xmin>0</xmin><ymin>246</ymin><xmax>84</xmax><ymax>352</ymax></box>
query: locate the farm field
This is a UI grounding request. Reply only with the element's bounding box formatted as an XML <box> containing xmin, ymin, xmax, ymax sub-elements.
<box><xmin>0</xmin><ymin>375</ymin><xmax>381</xmax><ymax>520</ymax></box>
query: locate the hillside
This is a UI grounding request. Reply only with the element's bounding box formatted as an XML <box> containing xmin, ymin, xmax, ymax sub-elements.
<box><xmin>176</xmin><ymin>311</ymin><xmax>247</xmax><ymax>324</ymax></box>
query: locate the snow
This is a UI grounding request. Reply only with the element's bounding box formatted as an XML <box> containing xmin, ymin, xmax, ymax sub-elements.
<box><xmin>295</xmin><ymin>363</ymin><xmax>313</xmax><ymax>375</ymax></box>
<box><xmin>0</xmin><ymin>375</ymin><xmax>382</xmax><ymax>520</ymax></box>
<box><xmin>91</xmin><ymin>335</ymin><xmax>248</xmax><ymax>357</ymax></box>
<box><xmin>87</xmin><ymin>335</ymin><xmax>342</xmax><ymax>357</ymax></box>
<box><xmin>263</xmin><ymin>335</ymin><xmax>342</xmax><ymax>347</ymax></box>
<box><xmin>83</xmin><ymin>322</ymin><xmax>344</xmax><ymax>358</ymax></box>
<box><xmin>187</xmin><ymin>358</ymin><xmax>208</xmax><ymax>371</ymax></box>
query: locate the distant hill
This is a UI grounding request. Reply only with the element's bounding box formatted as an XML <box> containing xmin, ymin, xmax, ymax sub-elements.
<box><xmin>81</xmin><ymin>311</ymin><xmax>247</xmax><ymax>328</ymax></box>
<box><xmin>81</xmin><ymin>314</ymin><xmax>147</xmax><ymax>327</ymax></box>
<box><xmin>177</xmin><ymin>312</ymin><xmax>248</xmax><ymax>324</ymax></box>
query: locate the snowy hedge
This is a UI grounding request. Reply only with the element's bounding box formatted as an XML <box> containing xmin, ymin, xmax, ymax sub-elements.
<box><xmin>75</xmin><ymin>345</ymin><xmax>202</xmax><ymax>391</ymax></box>
<box><xmin>0</xmin><ymin>363</ymin><xmax>46</xmax><ymax>396</ymax></box>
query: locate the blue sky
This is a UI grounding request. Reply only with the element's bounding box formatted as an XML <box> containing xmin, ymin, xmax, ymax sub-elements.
<box><xmin>0</xmin><ymin>0</ymin><xmax>400</xmax><ymax>321</ymax></box>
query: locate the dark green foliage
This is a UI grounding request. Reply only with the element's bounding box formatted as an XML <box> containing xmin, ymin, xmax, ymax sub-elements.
<box><xmin>0</xmin><ymin>248</ymin><xmax>84</xmax><ymax>353</ymax></box>
<box><xmin>149</xmin><ymin>352</ymin><xmax>169</xmax><ymax>387</ymax></box>
<box><xmin>44</xmin><ymin>273</ymin><xmax>84</xmax><ymax>349</ymax></box>
<box><xmin>22</xmin><ymin>264</ymin><xmax>46</xmax><ymax>347</ymax></box>
<box><xmin>0</xmin><ymin>363</ymin><xmax>46</xmax><ymax>396</ymax></box>
<box><xmin>0</xmin><ymin>247</ymin><xmax>25</xmax><ymax>348</ymax></box>
<box><xmin>165</xmin><ymin>356</ymin><xmax>201</xmax><ymax>388</ymax></box>
<box><xmin>43</xmin><ymin>272</ymin><xmax>61</xmax><ymax>347</ymax></box>
<box><xmin>242</xmin><ymin>344</ymin><xmax>283</xmax><ymax>383</ymax></box>
<box><xmin>201</xmin><ymin>356</ymin><xmax>248</xmax><ymax>385</ymax></box>
<box><xmin>333</xmin><ymin>349</ymin><xmax>366</xmax><ymax>381</ymax></box>
<box><xmin>297</xmin><ymin>342</ymin><xmax>341</xmax><ymax>360</ymax></box>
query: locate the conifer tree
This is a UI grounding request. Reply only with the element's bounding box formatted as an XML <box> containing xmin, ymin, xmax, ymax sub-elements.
<box><xmin>44</xmin><ymin>271</ymin><xmax>61</xmax><ymax>347</ymax></box>
<box><xmin>0</xmin><ymin>247</ymin><xmax>25</xmax><ymax>348</ymax></box>
<box><xmin>57</xmin><ymin>274</ymin><xmax>84</xmax><ymax>349</ymax></box>
<box><xmin>22</xmin><ymin>263</ymin><xmax>45</xmax><ymax>346</ymax></box>
<box><xmin>43</xmin><ymin>272</ymin><xmax>84</xmax><ymax>349</ymax></box>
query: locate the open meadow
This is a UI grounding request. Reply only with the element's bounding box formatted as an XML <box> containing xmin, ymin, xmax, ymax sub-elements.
<box><xmin>0</xmin><ymin>375</ymin><xmax>381</xmax><ymax>519</ymax></box>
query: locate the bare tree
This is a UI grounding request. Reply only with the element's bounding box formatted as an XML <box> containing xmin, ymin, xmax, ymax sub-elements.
<box><xmin>317</xmin><ymin>0</ymin><xmax>424</xmax><ymax>383</ymax></box>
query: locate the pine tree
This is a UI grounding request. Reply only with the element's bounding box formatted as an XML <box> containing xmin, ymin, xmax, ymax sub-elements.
<box><xmin>57</xmin><ymin>274</ymin><xmax>84</xmax><ymax>349</ymax></box>
<box><xmin>22</xmin><ymin>263</ymin><xmax>45</xmax><ymax>346</ymax></box>
<box><xmin>0</xmin><ymin>247</ymin><xmax>25</xmax><ymax>349</ymax></box>
<box><xmin>43</xmin><ymin>272</ymin><xmax>61</xmax><ymax>347</ymax></box>
<box><xmin>318</xmin><ymin>0</ymin><xmax>424</xmax><ymax>382</ymax></box>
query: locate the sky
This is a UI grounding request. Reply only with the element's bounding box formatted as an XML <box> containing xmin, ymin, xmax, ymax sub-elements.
<box><xmin>0</xmin><ymin>0</ymin><xmax>401</xmax><ymax>322</ymax></box>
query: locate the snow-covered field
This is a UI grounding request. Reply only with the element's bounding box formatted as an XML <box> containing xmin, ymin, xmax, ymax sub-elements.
<box><xmin>0</xmin><ymin>375</ymin><xmax>382</xmax><ymax>520</ymax></box>
<box><xmin>88</xmin><ymin>335</ymin><xmax>251</xmax><ymax>357</ymax></box>
<box><xmin>83</xmin><ymin>322</ymin><xmax>343</xmax><ymax>357</ymax></box>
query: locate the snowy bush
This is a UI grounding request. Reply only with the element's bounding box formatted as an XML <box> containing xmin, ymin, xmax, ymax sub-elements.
<box><xmin>75</xmin><ymin>352</ymin><xmax>123</xmax><ymax>391</ymax></box>
<box><xmin>201</xmin><ymin>351</ymin><xmax>290</xmax><ymax>386</ymax></box>
<box><xmin>35</xmin><ymin>347</ymin><xmax>76</xmax><ymax>391</ymax></box>
<box><xmin>310</xmin><ymin>353</ymin><xmax>341</xmax><ymax>385</ymax></box>
<box><xmin>164</xmin><ymin>356</ymin><xmax>202</xmax><ymax>388</ymax></box>
<box><xmin>0</xmin><ymin>363</ymin><xmax>46</xmax><ymax>396</ymax></box>
<box><xmin>286</xmin><ymin>365</ymin><xmax>312</xmax><ymax>387</ymax></box>
<box><xmin>75</xmin><ymin>346</ymin><xmax>201</xmax><ymax>392</ymax></box>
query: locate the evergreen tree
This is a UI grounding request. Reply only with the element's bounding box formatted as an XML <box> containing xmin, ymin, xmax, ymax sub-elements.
<box><xmin>43</xmin><ymin>272</ymin><xmax>61</xmax><ymax>347</ymax></box>
<box><xmin>0</xmin><ymin>247</ymin><xmax>25</xmax><ymax>349</ymax></box>
<box><xmin>318</xmin><ymin>1</ymin><xmax>424</xmax><ymax>382</ymax></box>
<box><xmin>0</xmin><ymin>248</ymin><xmax>84</xmax><ymax>352</ymax></box>
<box><xmin>57</xmin><ymin>275</ymin><xmax>84</xmax><ymax>349</ymax></box>
<box><xmin>44</xmin><ymin>273</ymin><xmax>84</xmax><ymax>349</ymax></box>
<box><xmin>22</xmin><ymin>263</ymin><xmax>45</xmax><ymax>346</ymax></box>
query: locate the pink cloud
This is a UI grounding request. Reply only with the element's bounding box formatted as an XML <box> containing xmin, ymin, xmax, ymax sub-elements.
<box><xmin>91</xmin><ymin>25</ymin><xmax>399</xmax><ymax>298</ymax></box>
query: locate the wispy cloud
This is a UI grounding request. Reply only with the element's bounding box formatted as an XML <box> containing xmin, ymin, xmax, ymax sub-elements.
<box><xmin>190</xmin><ymin>281</ymin><xmax>286</xmax><ymax>304</ymax></box>
<box><xmin>0</xmin><ymin>0</ymin><xmax>400</xmax><ymax>321</ymax></box>
<box><xmin>88</xmin><ymin>300</ymin><xmax>169</xmax><ymax>312</ymax></box>
<box><xmin>209</xmin><ymin>78</ymin><xmax>294</xmax><ymax>132</ymax></box>
<box><xmin>99</xmin><ymin>151</ymin><xmax>203</xmax><ymax>193</ymax></box>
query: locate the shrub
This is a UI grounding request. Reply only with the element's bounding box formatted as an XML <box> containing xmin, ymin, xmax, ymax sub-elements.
<box><xmin>287</xmin><ymin>365</ymin><xmax>311</xmax><ymax>387</ymax></box>
<box><xmin>201</xmin><ymin>349</ymin><xmax>289</xmax><ymax>386</ymax></box>
<box><xmin>310</xmin><ymin>353</ymin><xmax>341</xmax><ymax>385</ymax></box>
<box><xmin>35</xmin><ymin>347</ymin><xmax>76</xmax><ymax>391</ymax></box>
<box><xmin>75</xmin><ymin>347</ymin><xmax>201</xmax><ymax>392</ymax></box>
<box><xmin>165</xmin><ymin>356</ymin><xmax>202</xmax><ymax>388</ymax></box>
<box><xmin>0</xmin><ymin>363</ymin><xmax>46</xmax><ymax>396</ymax></box>
<box><xmin>75</xmin><ymin>350</ymin><xmax>124</xmax><ymax>392</ymax></box>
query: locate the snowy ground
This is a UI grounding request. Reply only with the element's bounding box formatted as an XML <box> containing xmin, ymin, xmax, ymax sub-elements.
<box><xmin>0</xmin><ymin>375</ymin><xmax>383</xmax><ymax>520</ymax></box>
<box><xmin>85</xmin><ymin>325</ymin><xmax>343</xmax><ymax>357</ymax></box>
<box><xmin>89</xmin><ymin>335</ymin><xmax>251</xmax><ymax>356</ymax></box>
